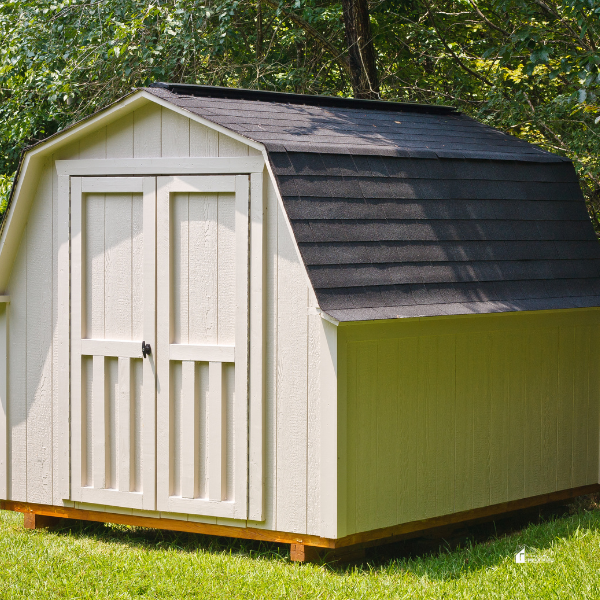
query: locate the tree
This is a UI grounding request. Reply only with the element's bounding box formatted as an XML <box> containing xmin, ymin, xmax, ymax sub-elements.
<box><xmin>341</xmin><ymin>0</ymin><xmax>379</xmax><ymax>98</ymax></box>
<box><xmin>2</xmin><ymin>0</ymin><xmax>600</xmax><ymax>231</ymax></box>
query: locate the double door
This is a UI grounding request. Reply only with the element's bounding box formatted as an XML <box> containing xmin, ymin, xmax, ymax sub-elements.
<box><xmin>69</xmin><ymin>174</ymin><xmax>253</xmax><ymax>520</ymax></box>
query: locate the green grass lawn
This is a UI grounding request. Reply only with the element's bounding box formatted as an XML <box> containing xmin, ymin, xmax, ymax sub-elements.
<box><xmin>1</xmin><ymin>499</ymin><xmax>600</xmax><ymax>599</ymax></box>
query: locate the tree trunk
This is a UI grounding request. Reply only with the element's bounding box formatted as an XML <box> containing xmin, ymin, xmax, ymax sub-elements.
<box><xmin>341</xmin><ymin>0</ymin><xmax>379</xmax><ymax>98</ymax></box>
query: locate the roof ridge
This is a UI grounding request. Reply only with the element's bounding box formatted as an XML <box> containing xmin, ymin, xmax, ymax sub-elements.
<box><xmin>149</xmin><ymin>82</ymin><xmax>458</xmax><ymax>115</ymax></box>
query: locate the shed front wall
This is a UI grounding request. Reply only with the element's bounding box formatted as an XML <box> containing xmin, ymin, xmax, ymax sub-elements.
<box><xmin>2</xmin><ymin>101</ymin><xmax>332</xmax><ymax>537</ymax></box>
<box><xmin>338</xmin><ymin>308</ymin><xmax>600</xmax><ymax>537</ymax></box>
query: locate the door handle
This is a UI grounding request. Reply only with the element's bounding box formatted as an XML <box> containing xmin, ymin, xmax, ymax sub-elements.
<box><xmin>142</xmin><ymin>341</ymin><xmax>151</xmax><ymax>358</ymax></box>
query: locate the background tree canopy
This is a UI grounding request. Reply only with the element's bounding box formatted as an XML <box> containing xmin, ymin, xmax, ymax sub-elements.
<box><xmin>2</xmin><ymin>0</ymin><xmax>600</xmax><ymax>230</ymax></box>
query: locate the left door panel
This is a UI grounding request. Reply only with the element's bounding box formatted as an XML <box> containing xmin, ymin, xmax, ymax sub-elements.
<box><xmin>69</xmin><ymin>177</ymin><xmax>156</xmax><ymax>510</ymax></box>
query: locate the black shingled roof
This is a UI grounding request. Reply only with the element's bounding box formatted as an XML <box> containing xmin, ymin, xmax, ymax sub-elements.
<box><xmin>147</xmin><ymin>84</ymin><xmax>600</xmax><ymax>321</ymax></box>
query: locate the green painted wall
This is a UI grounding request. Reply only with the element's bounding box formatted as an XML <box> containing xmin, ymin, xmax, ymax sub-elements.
<box><xmin>337</xmin><ymin>308</ymin><xmax>600</xmax><ymax>537</ymax></box>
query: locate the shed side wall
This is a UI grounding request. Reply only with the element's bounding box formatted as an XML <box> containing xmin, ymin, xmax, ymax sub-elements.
<box><xmin>338</xmin><ymin>309</ymin><xmax>600</xmax><ymax>537</ymax></box>
<box><xmin>4</xmin><ymin>102</ymin><xmax>328</xmax><ymax>536</ymax></box>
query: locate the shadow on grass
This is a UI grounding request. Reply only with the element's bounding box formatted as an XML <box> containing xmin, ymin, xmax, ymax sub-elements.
<box><xmin>46</xmin><ymin>494</ymin><xmax>600</xmax><ymax>579</ymax></box>
<box><xmin>49</xmin><ymin>517</ymin><xmax>291</xmax><ymax>563</ymax></box>
<box><xmin>363</xmin><ymin>494</ymin><xmax>600</xmax><ymax>578</ymax></box>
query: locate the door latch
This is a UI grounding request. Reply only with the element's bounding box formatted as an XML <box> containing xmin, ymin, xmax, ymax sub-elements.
<box><xmin>142</xmin><ymin>341</ymin><xmax>152</xmax><ymax>358</ymax></box>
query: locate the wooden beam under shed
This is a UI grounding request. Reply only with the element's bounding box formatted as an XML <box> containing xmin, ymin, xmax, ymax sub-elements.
<box><xmin>3</xmin><ymin>483</ymin><xmax>599</xmax><ymax>562</ymax></box>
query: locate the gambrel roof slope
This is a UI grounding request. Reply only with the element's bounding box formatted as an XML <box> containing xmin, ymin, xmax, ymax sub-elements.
<box><xmin>148</xmin><ymin>84</ymin><xmax>600</xmax><ymax>321</ymax></box>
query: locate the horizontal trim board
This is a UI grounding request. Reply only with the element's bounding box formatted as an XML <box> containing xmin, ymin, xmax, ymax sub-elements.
<box><xmin>339</xmin><ymin>306</ymin><xmax>600</xmax><ymax>340</ymax></box>
<box><xmin>164</xmin><ymin>496</ymin><xmax>236</xmax><ymax>518</ymax></box>
<box><xmin>56</xmin><ymin>157</ymin><xmax>265</xmax><ymax>176</ymax></box>
<box><xmin>3</xmin><ymin>483</ymin><xmax>598</xmax><ymax>550</ymax></box>
<box><xmin>78</xmin><ymin>488</ymin><xmax>144</xmax><ymax>510</ymax></box>
<box><xmin>0</xmin><ymin>296</ymin><xmax>9</xmax><ymax>304</ymax></box>
<box><xmin>81</xmin><ymin>339</ymin><xmax>142</xmax><ymax>358</ymax></box>
<box><xmin>164</xmin><ymin>176</ymin><xmax>236</xmax><ymax>194</ymax></box>
<box><xmin>81</xmin><ymin>177</ymin><xmax>145</xmax><ymax>193</ymax></box>
<box><xmin>169</xmin><ymin>344</ymin><xmax>235</xmax><ymax>363</ymax></box>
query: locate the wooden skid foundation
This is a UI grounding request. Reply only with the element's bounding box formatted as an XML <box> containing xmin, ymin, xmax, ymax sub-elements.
<box><xmin>3</xmin><ymin>483</ymin><xmax>598</xmax><ymax>562</ymax></box>
<box><xmin>23</xmin><ymin>513</ymin><xmax>62</xmax><ymax>530</ymax></box>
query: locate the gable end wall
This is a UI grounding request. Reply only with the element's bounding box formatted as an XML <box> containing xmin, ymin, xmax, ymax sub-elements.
<box><xmin>3</xmin><ymin>101</ymin><xmax>331</xmax><ymax>537</ymax></box>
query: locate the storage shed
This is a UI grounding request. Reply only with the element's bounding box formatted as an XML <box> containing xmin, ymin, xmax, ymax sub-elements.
<box><xmin>1</xmin><ymin>83</ymin><xmax>600</xmax><ymax>561</ymax></box>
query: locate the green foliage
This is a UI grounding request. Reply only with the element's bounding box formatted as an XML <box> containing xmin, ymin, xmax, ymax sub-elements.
<box><xmin>2</xmin><ymin>0</ymin><xmax>600</xmax><ymax>222</ymax></box>
<box><xmin>2</xmin><ymin>503</ymin><xmax>600</xmax><ymax>598</ymax></box>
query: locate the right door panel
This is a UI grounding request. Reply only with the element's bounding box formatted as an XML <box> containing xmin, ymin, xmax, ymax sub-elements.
<box><xmin>156</xmin><ymin>176</ymin><xmax>249</xmax><ymax>519</ymax></box>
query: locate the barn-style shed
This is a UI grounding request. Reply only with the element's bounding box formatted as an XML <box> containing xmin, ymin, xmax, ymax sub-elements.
<box><xmin>1</xmin><ymin>83</ymin><xmax>600</xmax><ymax>561</ymax></box>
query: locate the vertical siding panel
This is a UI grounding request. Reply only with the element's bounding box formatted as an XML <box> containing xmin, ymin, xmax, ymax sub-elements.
<box><xmin>345</xmin><ymin>340</ymin><xmax>357</xmax><ymax>535</ymax></box>
<box><xmin>53</xmin><ymin>141</ymin><xmax>79</xmax><ymax>505</ymax></box>
<box><xmin>540</xmin><ymin>328</ymin><xmax>559</xmax><ymax>493</ymax></box>
<box><xmin>557</xmin><ymin>327</ymin><xmax>574</xmax><ymax>490</ymax></box>
<box><xmin>8</xmin><ymin>233</ymin><xmax>27</xmax><ymax>501</ymax></box>
<box><xmin>84</xmin><ymin>194</ymin><xmax>105</xmax><ymax>340</ymax></box>
<box><xmin>196</xmin><ymin>361</ymin><xmax>209</xmax><ymax>499</ymax></box>
<box><xmin>336</xmin><ymin>327</ymin><xmax>348</xmax><ymax>537</ymax></box>
<box><xmin>26</xmin><ymin>161</ymin><xmax>54</xmax><ymax>504</ymax></box>
<box><xmin>397</xmin><ymin>336</ymin><xmax>418</xmax><ymax>523</ymax></box>
<box><xmin>489</xmin><ymin>331</ymin><xmax>509</xmax><ymax>505</ymax></box>
<box><xmin>104</xmin><ymin>194</ymin><xmax>133</xmax><ymax>341</ymax></box>
<box><xmin>417</xmin><ymin>336</ymin><xmax>436</xmax><ymax>519</ymax></box>
<box><xmin>275</xmin><ymin>208</ymin><xmax>307</xmax><ymax>533</ymax></box>
<box><xmin>171</xmin><ymin>362</ymin><xmax>182</xmax><ymax>497</ymax></box>
<box><xmin>216</xmin><ymin>194</ymin><xmax>236</xmax><ymax>345</ymax></box>
<box><xmin>133</xmin><ymin>103</ymin><xmax>162</xmax><ymax>158</ymax></box>
<box><xmin>454</xmin><ymin>333</ymin><xmax>473</xmax><ymax>512</ymax></box>
<box><xmin>587</xmin><ymin>323</ymin><xmax>600</xmax><ymax>484</ymax></box>
<box><xmin>376</xmin><ymin>338</ymin><xmax>398</xmax><ymax>528</ymax></box>
<box><xmin>472</xmin><ymin>332</ymin><xmax>491</xmax><ymax>509</ymax></box>
<box><xmin>572</xmin><ymin>325</ymin><xmax>589</xmax><ymax>487</ymax></box>
<box><xmin>207</xmin><ymin>361</ymin><xmax>224</xmax><ymax>501</ymax></box>
<box><xmin>172</xmin><ymin>194</ymin><xmax>189</xmax><ymax>344</ymax></box>
<box><xmin>436</xmin><ymin>335</ymin><xmax>455</xmax><ymax>516</ymax></box>
<box><xmin>118</xmin><ymin>357</ymin><xmax>132</xmax><ymax>493</ymax></box>
<box><xmin>254</xmin><ymin>177</ymin><xmax>278</xmax><ymax>531</ymax></box>
<box><xmin>131</xmin><ymin>196</ymin><xmax>144</xmax><ymax>341</ymax></box>
<box><xmin>106</xmin><ymin>113</ymin><xmax>134</xmax><ymax>158</ymax></box>
<box><xmin>161</xmin><ymin>109</ymin><xmax>190</xmax><ymax>157</ymax></box>
<box><xmin>223</xmin><ymin>362</ymin><xmax>236</xmax><ymax>505</ymax></box>
<box><xmin>82</xmin><ymin>357</ymin><xmax>93</xmax><ymax>487</ymax></box>
<box><xmin>306</xmin><ymin>313</ymin><xmax>321</xmax><ymax>535</ymax></box>
<box><xmin>190</xmin><ymin>121</ymin><xmax>219</xmax><ymax>157</ymax></box>
<box><xmin>79</xmin><ymin>126</ymin><xmax>107</xmax><ymax>159</ymax></box>
<box><xmin>188</xmin><ymin>193</ymin><xmax>218</xmax><ymax>344</ymax></box>
<box><xmin>355</xmin><ymin>340</ymin><xmax>378</xmax><ymax>531</ymax></box>
<box><xmin>106</xmin><ymin>358</ymin><xmax>118</xmax><ymax>490</ymax></box>
<box><xmin>524</xmin><ymin>329</ymin><xmax>543</xmax><ymax>497</ymax></box>
<box><xmin>218</xmin><ymin>134</ymin><xmax>249</xmax><ymax>157</ymax></box>
<box><xmin>507</xmin><ymin>330</ymin><xmax>526</xmax><ymax>500</ymax></box>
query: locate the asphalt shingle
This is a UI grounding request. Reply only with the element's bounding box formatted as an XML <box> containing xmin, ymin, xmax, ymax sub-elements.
<box><xmin>146</xmin><ymin>85</ymin><xmax>600</xmax><ymax>321</ymax></box>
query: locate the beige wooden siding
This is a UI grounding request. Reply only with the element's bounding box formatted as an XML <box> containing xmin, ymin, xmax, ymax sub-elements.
<box><xmin>3</xmin><ymin>101</ymin><xmax>329</xmax><ymax>536</ymax></box>
<box><xmin>338</xmin><ymin>309</ymin><xmax>600</xmax><ymax>537</ymax></box>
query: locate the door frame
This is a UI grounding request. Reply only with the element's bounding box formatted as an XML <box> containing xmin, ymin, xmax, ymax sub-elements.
<box><xmin>57</xmin><ymin>157</ymin><xmax>265</xmax><ymax>521</ymax></box>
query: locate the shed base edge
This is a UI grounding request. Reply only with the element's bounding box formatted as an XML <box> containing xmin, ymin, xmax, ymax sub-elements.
<box><xmin>2</xmin><ymin>483</ymin><xmax>598</xmax><ymax>562</ymax></box>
